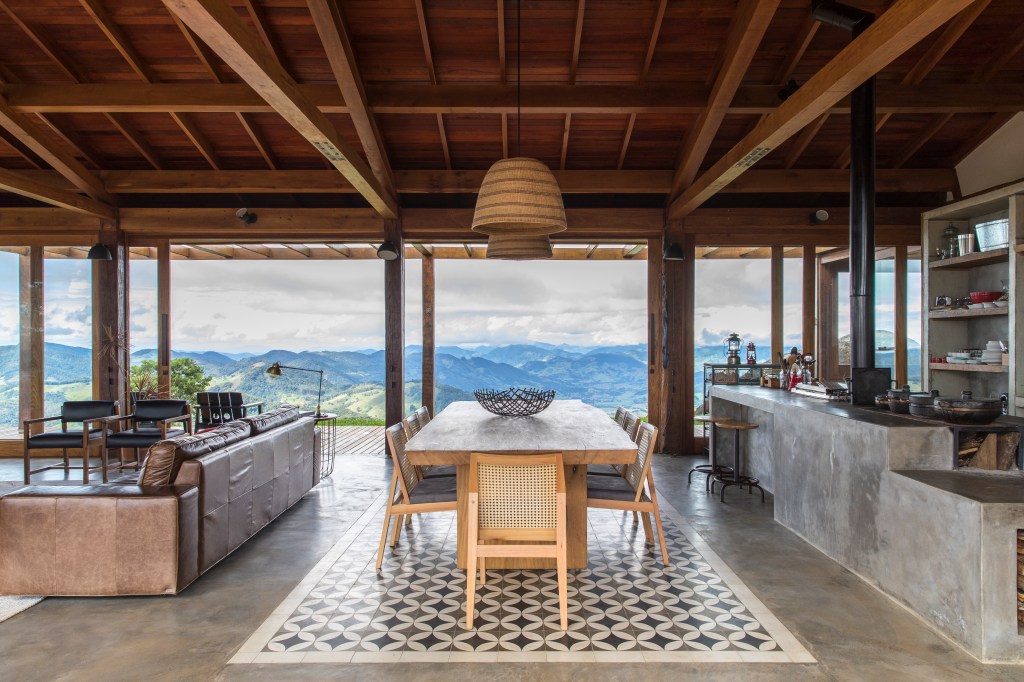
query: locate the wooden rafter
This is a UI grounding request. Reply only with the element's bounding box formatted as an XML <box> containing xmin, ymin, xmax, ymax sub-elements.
<box><xmin>35</xmin><ymin>115</ymin><xmax>101</xmax><ymax>170</ymax></box>
<box><xmin>0</xmin><ymin>167</ymin><xmax>113</xmax><ymax>217</ymax></box>
<box><xmin>161</xmin><ymin>0</ymin><xmax>398</xmax><ymax>218</ymax></box>
<box><xmin>309</xmin><ymin>0</ymin><xmax>394</xmax><ymax>190</ymax></box>
<box><xmin>498</xmin><ymin>0</ymin><xmax>507</xmax><ymax>158</ymax></box>
<box><xmin>782</xmin><ymin>114</ymin><xmax>826</xmax><ymax>169</ymax></box>
<box><xmin>560</xmin><ymin>0</ymin><xmax>586</xmax><ymax>171</ymax></box>
<box><xmin>667</xmin><ymin>0</ymin><xmax>781</xmax><ymax>200</ymax></box>
<box><xmin>324</xmin><ymin>243</ymin><xmax>351</xmax><ymax>257</ymax></box>
<box><xmin>617</xmin><ymin>0</ymin><xmax>668</xmax><ymax>170</ymax></box>
<box><xmin>412</xmin><ymin>0</ymin><xmax>451</xmax><ymax>171</ymax></box>
<box><xmin>240</xmin><ymin>0</ymin><xmax>287</xmax><ymax>69</ymax></box>
<box><xmin>774</xmin><ymin>15</ymin><xmax>818</xmax><ymax>86</ymax></box>
<box><xmin>666</xmin><ymin>0</ymin><xmax>978</xmax><ymax>220</ymax></box>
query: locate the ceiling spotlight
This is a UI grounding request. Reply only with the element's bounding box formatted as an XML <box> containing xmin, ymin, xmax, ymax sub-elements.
<box><xmin>235</xmin><ymin>208</ymin><xmax>257</xmax><ymax>225</ymax></box>
<box><xmin>87</xmin><ymin>243</ymin><xmax>113</xmax><ymax>261</ymax></box>
<box><xmin>376</xmin><ymin>240</ymin><xmax>400</xmax><ymax>261</ymax></box>
<box><xmin>663</xmin><ymin>242</ymin><xmax>686</xmax><ymax>261</ymax></box>
<box><xmin>778</xmin><ymin>79</ymin><xmax>800</xmax><ymax>102</ymax></box>
<box><xmin>810</xmin><ymin>209</ymin><xmax>830</xmax><ymax>225</ymax></box>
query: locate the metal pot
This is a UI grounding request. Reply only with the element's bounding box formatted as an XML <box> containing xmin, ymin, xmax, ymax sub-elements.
<box><xmin>874</xmin><ymin>393</ymin><xmax>889</xmax><ymax>409</ymax></box>
<box><xmin>908</xmin><ymin>390</ymin><xmax>940</xmax><ymax>418</ymax></box>
<box><xmin>886</xmin><ymin>385</ymin><xmax>921</xmax><ymax>414</ymax></box>
<box><xmin>932</xmin><ymin>391</ymin><xmax>1002</xmax><ymax>425</ymax></box>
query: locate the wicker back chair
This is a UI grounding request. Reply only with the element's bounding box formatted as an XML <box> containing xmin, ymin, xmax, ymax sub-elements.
<box><xmin>414</xmin><ymin>405</ymin><xmax>431</xmax><ymax>430</ymax></box>
<box><xmin>613</xmin><ymin>406</ymin><xmax>627</xmax><ymax>426</ymax></box>
<box><xmin>586</xmin><ymin>422</ymin><xmax>669</xmax><ymax>565</ymax></box>
<box><xmin>622</xmin><ymin>410</ymin><xmax>641</xmax><ymax>442</ymax></box>
<box><xmin>376</xmin><ymin>423</ymin><xmax>457</xmax><ymax>570</ymax></box>
<box><xmin>466</xmin><ymin>452</ymin><xmax>568</xmax><ymax>630</ymax></box>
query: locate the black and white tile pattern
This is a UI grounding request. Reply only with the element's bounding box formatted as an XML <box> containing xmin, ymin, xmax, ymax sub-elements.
<box><xmin>233</xmin><ymin>493</ymin><xmax>813</xmax><ymax>664</ymax></box>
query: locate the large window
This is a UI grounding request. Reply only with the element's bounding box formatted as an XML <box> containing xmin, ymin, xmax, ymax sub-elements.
<box><xmin>0</xmin><ymin>251</ymin><xmax>20</xmax><ymax>431</ymax></box>
<box><xmin>782</xmin><ymin>249</ymin><xmax>805</xmax><ymax>353</ymax></box>
<box><xmin>43</xmin><ymin>257</ymin><xmax>92</xmax><ymax>416</ymax></box>
<box><xmin>405</xmin><ymin>256</ymin><xmax>423</xmax><ymax>413</ymax></box>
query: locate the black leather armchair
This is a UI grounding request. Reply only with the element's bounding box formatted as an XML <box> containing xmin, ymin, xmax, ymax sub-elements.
<box><xmin>194</xmin><ymin>392</ymin><xmax>263</xmax><ymax>431</ymax></box>
<box><xmin>103</xmin><ymin>399</ymin><xmax>192</xmax><ymax>472</ymax></box>
<box><xmin>23</xmin><ymin>400</ymin><xmax>119</xmax><ymax>484</ymax></box>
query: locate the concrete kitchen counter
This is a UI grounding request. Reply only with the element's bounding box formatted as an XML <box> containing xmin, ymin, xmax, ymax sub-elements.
<box><xmin>709</xmin><ymin>385</ymin><xmax>1024</xmax><ymax>663</ymax></box>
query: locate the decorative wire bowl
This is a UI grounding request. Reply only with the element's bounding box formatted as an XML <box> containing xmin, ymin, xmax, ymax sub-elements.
<box><xmin>473</xmin><ymin>387</ymin><xmax>556</xmax><ymax>417</ymax></box>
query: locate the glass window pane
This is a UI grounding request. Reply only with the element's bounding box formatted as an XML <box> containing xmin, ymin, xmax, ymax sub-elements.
<box><xmin>0</xmin><ymin>251</ymin><xmax>20</xmax><ymax>433</ymax></box>
<box><xmin>44</xmin><ymin>257</ymin><xmax>92</xmax><ymax>416</ymax></box>
<box><xmin>783</xmin><ymin>249</ymin><xmax>804</xmax><ymax>353</ymax></box>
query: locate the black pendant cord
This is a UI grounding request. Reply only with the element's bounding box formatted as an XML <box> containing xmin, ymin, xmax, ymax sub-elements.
<box><xmin>516</xmin><ymin>0</ymin><xmax>521</xmax><ymax>158</ymax></box>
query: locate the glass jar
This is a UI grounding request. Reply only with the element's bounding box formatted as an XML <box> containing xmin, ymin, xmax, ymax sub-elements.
<box><xmin>942</xmin><ymin>224</ymin><xmax>960</xmax><ymax>258</ymax></box>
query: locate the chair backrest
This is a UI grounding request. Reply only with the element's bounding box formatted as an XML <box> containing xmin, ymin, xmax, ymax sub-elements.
<box><xmin>404</xmin><ymin>412</ymin><xmax>422</xmax><ymax>438</ymax></box>
<box><xmin>61</xmin><ymin>400</ymin><xmax>118</xmax><ymax>424</ymax></box>
<box><xmin>385</xmin><ymin>422</ymin><xmax>419</xmax><ymax>497</ymax></box>
<box><xmin>625</xmin><ymin>422</ymin><xmax>659</xmax><ymax>495</ymax></box>
<box><xmin>470</xmin><ymin>452</ymin><xmax>564</xmax><ymax>531</ymax></box>
<box><xmin>415</xmin><ymin>405</ymin><xmax>430</xmax><ymax>430</ymax></box>
<box><xmin>622</xmin><ymin>411</ymin><xmax>641</xmax><ymax>441</ymax></box>
<box><xmin>196</xmin><ymin>392</ymin><xmax>245</xmax><ymax>427</ymax></box>
<box><xmin>613</xmin><ymin>407</ymin><xmax>626</xmax><ymax>426</ymax></box>
<box><xmin>133</xmin><ymin>399</ymin><xmax>189</xmax><ymax>423</ymax></box>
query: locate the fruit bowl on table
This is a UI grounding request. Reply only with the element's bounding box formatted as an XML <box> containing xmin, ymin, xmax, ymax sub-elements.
<box><xmin>474</xmin><ymin>387</ymin><xmax>556</xmax><ymax>417</ymax></box>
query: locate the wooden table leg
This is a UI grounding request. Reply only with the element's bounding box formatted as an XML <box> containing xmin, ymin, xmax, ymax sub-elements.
<box><xmin>456</xmin><ymin>462</ymin><xmax>588</xmax><ymax>570</ymax></box>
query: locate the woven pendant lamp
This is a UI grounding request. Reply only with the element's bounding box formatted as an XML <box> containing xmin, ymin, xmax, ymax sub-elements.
<box><xmin>484</xmin><ymin>232</ymin><xmax>553</xmax><ymax>260</ymax></box>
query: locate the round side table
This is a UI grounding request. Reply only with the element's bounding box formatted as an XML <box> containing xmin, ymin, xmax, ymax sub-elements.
<box><xmin>313</xmin><ymin>412</ymin><xmax>339</xmax><ymax>479</ymax></box>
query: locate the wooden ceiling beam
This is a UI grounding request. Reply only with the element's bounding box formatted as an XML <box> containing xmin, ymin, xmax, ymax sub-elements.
<box><xmin>774</xmin><ymin>15</ymin><xmax>818</xmax><ymax>86</ymax></box>
<box><xmin>7</xmin><ymin>82</ymin><xmax>1024</xmax><ymax>116</ymax></box>
<box><xmin>309</xmin><ymin>0</ymin><xmax>395</xmax><ymax>192</ymax></box>
<box><xmin>668</xmin><ymin>0</ymin><xmax>780</xmax><ymax>199</ymax></box>
<box><xmin>782</xmin><ymin>114</ymin><xmax>827</xmax><ymax>169</ymax></box>
<box><xmin>161</xmin><ymin>0</ymin><xmax>398</xmax><ymax>218</ymax></box>
<box><xmin>411</xmin><ymin>0</ymin><xmax>451</xmax><ymax>171</ymax></box>
<box><xmin>560</xmin><ymin>0</ymin><xmax>587</xmax><ymax>170</ymax></box>
<box><xmin>666</xmin><ymin>0</ymin><xmax>977</xmax><ymax>221</ymax></box>
<box><xmin>13</xmin><ymin>167</ymin><xmax>952</xmax><ymax>195</ymax></box>
<box><xmin>622</xmin><ymin>0</ymin><xmax>668</xmax><ymax>169</ymax></box>
<box><xmin>239</xmin><ymin>0</ymin><xmax>287</xmax><ymax>70</ymax></box>
<box><xmin>233</xmin><ymin>243</ymin><xmax>271</xmax><ymax>258</ymax></box>
<box><xmin>35</xmin><ymin>115</ymin><xmax>102</xmax><ymax>170</ymax></box>
<box><xmin>0</xmin><ymin>167</ymin><xmax>113</xmax><ymax>217</ymax></box>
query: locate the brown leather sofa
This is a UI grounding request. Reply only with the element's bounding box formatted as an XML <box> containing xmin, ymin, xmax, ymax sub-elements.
<box><xmin>0</xmin><ymin>405</ymin><xmax>320</xmax><ymax>596</ymax></box>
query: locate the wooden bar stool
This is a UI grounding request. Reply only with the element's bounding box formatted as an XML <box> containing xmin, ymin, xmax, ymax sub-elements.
<box><xmin>711</xmin><ymin>421</ymin><xmax>765</xmax><ymax>503</ymax></box>
<box><xmin>689</xmin><ymin>415</ymin><xmax>735</xmax><ymax>492</ymax></box>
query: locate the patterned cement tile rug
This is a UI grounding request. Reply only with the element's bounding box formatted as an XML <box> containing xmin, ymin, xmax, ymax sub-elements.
<box><xmin>232</xmin><ymin>493</ymin><xmax>814</xmax><ymax>664</ymax></box>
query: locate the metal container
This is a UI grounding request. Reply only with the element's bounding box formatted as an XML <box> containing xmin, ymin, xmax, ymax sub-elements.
<box><xmin>908</xmin><ymin>390</ymin><xmax>939</xmax><ymax>418</ymax></box>
<box><xmin>932</xmin><ymin>391</ymin><xmax>1002</xmax><ymax>425</ymax></box>
<box><xmin>975</xmin><ymin>218</ymin><xmax>1009</xmax><ymax>252</ymax></box>
<box><xmin>886</xmin><ymin>385</ymin><xmax>914</xmax><ymax>414</ymax></box>
<box><xmin>956</xmin><ymin>233</ymin><xmax>975</xmax><ymax>256</ymax></box>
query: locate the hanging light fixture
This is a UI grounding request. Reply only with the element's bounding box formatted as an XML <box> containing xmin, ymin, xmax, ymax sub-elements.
<box><xmin>87</xmin><ymin>242</ymin><xmax>113</xmax><ymax>261</ymax></box>
<box><xmin>472</xmin><ymin>0</ymin><xmax>564</xmax><ymax>259</ymax></box>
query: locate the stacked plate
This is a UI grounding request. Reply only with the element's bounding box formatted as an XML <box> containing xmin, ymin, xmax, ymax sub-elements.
<box><xmin>981</xmin><ymin>341</ymin><xmax>1002</xmax><ymax>364</ymax></box>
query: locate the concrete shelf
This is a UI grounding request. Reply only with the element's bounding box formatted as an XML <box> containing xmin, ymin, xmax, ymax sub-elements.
<box><xmin>928</xmin><ymin>248</ymin><xmax>1009</xmax><ymax>270</ymax></box>
<box><xmin>928</xmin><ymin>307</ymin><xmax>1008</xmax><ymax>320</ymax></box>
<box><xmin>929</xmin><ymin>362</ymin><xmax>1008</xmax><ymax>373</ymax></box>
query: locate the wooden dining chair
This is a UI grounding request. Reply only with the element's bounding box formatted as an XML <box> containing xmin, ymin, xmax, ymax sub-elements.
<box><xmin>376</xmin><ymin>423</ymin><xmax>457</xmax><ymax>570</ymax></box>
<box><xmin>613</xmin><ymin>406</ymin><xmax>626</xmax><ymax>426</ymax></box>
<box><xmin>403</xmin><ymin>410</ymin><xmax>454</xmax><ymax>480</ymax></box>
<box><xmin>621</xmin><ymin>410</ymin><xmax>641</xmax><ymax>441</ymax></box>
<box><xmin>586</xmin><ymin>422</ymin><xmax>670</xmax><ymax>565</ymax></box>
<box><xmin>414</xmin><ymin>405</ymin><xmax>431</xmax><ymax>430</ymax></box>
<box><xmin>466</xmin><ymin>452</ymin><xmax>568</xmax><ymax>630</ymax></box>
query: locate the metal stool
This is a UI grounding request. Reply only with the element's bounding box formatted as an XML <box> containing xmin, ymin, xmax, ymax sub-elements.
<box><xmin>711</xmin><ymin>421</ymin><xmax>765</xmax><ymax>503</ymax></box>
<box><xmin>688</xmin><ymin>415</ymin><xmax>735</xmax><ymax>492</ymax></box>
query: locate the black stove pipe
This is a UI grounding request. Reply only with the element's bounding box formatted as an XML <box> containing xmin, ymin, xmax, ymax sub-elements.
<box><xmin>812</xmin><ymin>1</ymin><xmax>886</xmax><ymax>399</ymax></box>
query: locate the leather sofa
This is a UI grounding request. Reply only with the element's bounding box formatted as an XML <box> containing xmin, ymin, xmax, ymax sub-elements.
<box><xmin>0</xmin><ymin>405</ymin><xmax>320</xmax><ymax>596</ymax></box>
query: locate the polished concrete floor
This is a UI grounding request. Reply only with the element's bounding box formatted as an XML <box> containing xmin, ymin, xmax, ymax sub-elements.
<box><xmin>1</xmin><ymin>453</ymin><xmax>1020</xmax><ymax>681</ymax></box>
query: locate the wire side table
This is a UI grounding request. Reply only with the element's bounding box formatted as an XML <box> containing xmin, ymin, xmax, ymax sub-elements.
<box><xmin>313</xmin><ymin>412</ymin><xmax>339</xmax><ymax>479</ymax></box>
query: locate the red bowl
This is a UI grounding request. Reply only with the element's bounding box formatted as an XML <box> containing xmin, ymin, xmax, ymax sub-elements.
<box><xmin>969</xmin><ymin>291</ymin><xmax>1002</xmax><ymax>304</ymax></box>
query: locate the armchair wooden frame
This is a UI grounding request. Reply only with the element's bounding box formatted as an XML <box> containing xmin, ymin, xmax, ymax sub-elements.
<box><xmin>466</xmin><ymin>452</ymin><xmax>568</xmax><ymax>630</ymax></box>
<box><xmin>103</xmin><ymin>405</ymin><xmax>193</xmax><ymax>472</ymax></box>
<box><xmin>23</xmin><ymin>412</ymin><xmax>119</xmax><ymax>484</ymax></box>
<box><xmin>587</xmin><ymin>422</ymin><xmax>670</xmax><ymax>565</ymax></box>
<box><xmin>376</xmin><ymin>422</ymin><xmax>457</xmax><ymax>570</ymax></box>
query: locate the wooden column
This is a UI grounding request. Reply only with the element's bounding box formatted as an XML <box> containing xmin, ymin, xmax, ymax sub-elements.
<box><xmin>894</xmin><ymin>245</ymin><xmax>908</xmax><ymax>386</ymax></box>
<box><xmin>661</xmin><ymin>231</ymin><xmax>695</xmax><ymax>455</ymax></box>
<box><xmin>770</xmin><ymin>246</ymin><xmax>784</xmax><ymax>361</ymax></box>
<box><xmin>157</xmin><ymin>240</ymin><xmax>171</xmax><ymax>397</ymax></box>
<box><xmin>19</xmin><ymin>247</ymin><xmax>43</xmax><ymax>433</ymax></box>
<box><xmin>92</xmin><ymin>223</ymin><xmax>128</xmax><ymax>407</ymax></box>
<box><xmin>647</xmin><ymin>236</ymin><xmax>666</xmax><ymax>432</ymax></box>
<box><xmin>802</xmin><ymin>247</ymin><xmax>816</xmax><ymax>356</ymax></box>
<box><xmin>817</xmin><ymin>259</ymin><xmax>837</xmax><ymax>380</ymax></box>
<box><xmin>384</xmin><ymin>219</ymin><xmax>405</xmax><ymax>428</ymax></box>
<box><xmin>421</xmin><ymin>253</ymin><xmax>435</xmax><ymax>416</ymax></box>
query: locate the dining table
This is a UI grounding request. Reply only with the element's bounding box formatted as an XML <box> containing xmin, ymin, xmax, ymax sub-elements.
<box><xmin>404</xmin><ymin>399</ymin><xmax>639</xmax><ymax>569</ymax></box>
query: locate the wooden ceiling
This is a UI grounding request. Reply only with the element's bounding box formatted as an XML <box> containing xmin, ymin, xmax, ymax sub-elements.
<box><xmin>0</xmin><ymin>0</ymin><xmax>1019</xmax><ymax>223</ymax></box>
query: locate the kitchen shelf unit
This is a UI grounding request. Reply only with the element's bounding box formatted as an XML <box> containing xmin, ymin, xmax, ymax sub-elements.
<box><xmin>922</xmin><ymin>179</ymin><xmax>1024</xmax><ymax>414</ymax></box>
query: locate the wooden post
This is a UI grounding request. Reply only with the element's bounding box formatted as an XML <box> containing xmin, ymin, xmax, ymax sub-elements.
<box><xmin>157</xmin><ymin>239</ymin><xmax>171</xmax><ymax>397</ymax></box>
<box><xmin>92</xmin><ymin>222</ymin><xmax>128</xmax><ymax>406</ymax></box>
<box><xmin>647</xmin><ymin>236</ymin><xmax>665</xmax><ymax>432</ymax></box>
<box><xmin>817</xmin><ymin>259</ymin><xmax>838</xmax><ymax>380</ymax></box>
<box><xmin>894</xmin><ymin>244</ymin><xmax>908</xmax><ymax>386</ymax></box>
<box><xmin>421</xmin><ymin>252</ymin><xmax>435</xmax><ymax>416</ymax></box>
<box><xmin>384</xmin><ymin>219</ymin><xmax>405</xmax><ymax>428</ymax></box>
<box><xmin>770</xmin><ymin>245</ymin><xmax>784</xmax><ymax>361</ymax></box>
<box><xmin>802</xmin><ymin>246</ymin><xmax>816</xmax><ymax>357</ymax></box>
<box><xmin>19</xmin><ymin>247</ymin><xmax>44</xmax><ymax>433</ymax></box>
<box><xmin>661</xmin><ymin>231</ymin><xmax>695</xmax><ymax>454</ymax></box>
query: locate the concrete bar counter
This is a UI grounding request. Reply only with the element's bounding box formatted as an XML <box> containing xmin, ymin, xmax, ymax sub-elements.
<box><xmin>710</xmin><ymin>385</ymin><xmax>1024</xmax><ymax>663</ymax></box>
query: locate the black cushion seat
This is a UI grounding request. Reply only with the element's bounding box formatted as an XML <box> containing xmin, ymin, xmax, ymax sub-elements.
<box><xmin>26</xmin><ymin>430</ymin><xmax>106</xmax><ymax>449</ymax></box>
<box><xmin>588</xmin><ymin>464</ymin><xmax>623</xmax><ymax>477</ymax></box>
<box><xmin>586</xmin><ymin>474</ymin><xmax>645</xmax><ymax>502</ymax></box>
<box><xmin>106</xmin><ymin>428</ymin><xmax>187</xmax><ymax>449</ymax></box>
<box><xmin>421</xmin><ymin>464</ymin><xmax>456</xmax><ymax>479</ymax></box>
<box><xmin>408</xmin><ymin>476</ymin><xmax>457</xmax><ymax>504</ymax></box>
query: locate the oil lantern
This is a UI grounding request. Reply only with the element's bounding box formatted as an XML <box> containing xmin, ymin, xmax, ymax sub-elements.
<box><xmin>746</xmin><ymin>342</ymin><xmax>757</xmax><ymax>365</ymax></box>
<box><xmin>726</xmin><ymin>333</ymin><xmax>742</xmax><ymax>366</ymax></box>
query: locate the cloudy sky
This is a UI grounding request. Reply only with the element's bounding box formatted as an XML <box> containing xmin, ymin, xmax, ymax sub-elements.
<box><xmin>0</xmin><ymin>250</ymin><xmax>920</xmax><ymax>354</ymax></box>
